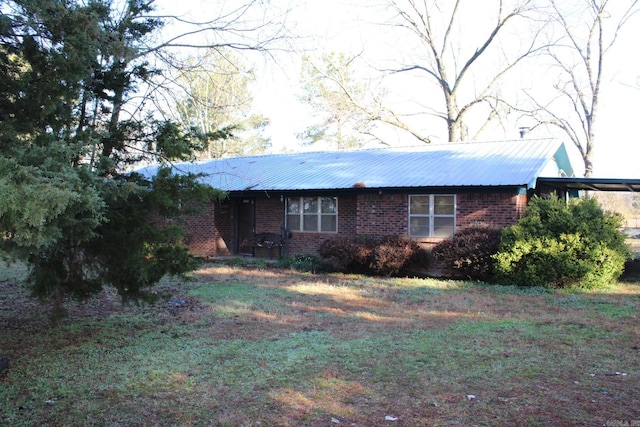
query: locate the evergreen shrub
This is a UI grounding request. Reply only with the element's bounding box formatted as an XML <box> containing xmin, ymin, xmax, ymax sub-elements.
<box><xmin>493</xmin><ymin>196</ymin><xmax>631</xmax><ymax>289</ymax></box>
<box><xmin>370</xmin><ymin>236</ymin><xmax>427</xmax><ymax>276</ymax></box>
<box><xmin>317</xmin><ymin>237</ymin><xmax>371</xmax><ymax>274</ymax></box>
<box><xmin>277</xmin><ymin>254</ymin><xmax>325</xmax><ymax>272</ymax></box>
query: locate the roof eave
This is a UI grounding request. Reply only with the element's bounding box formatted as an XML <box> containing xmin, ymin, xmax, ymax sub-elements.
<box><xmin>537</xmin><ymin>177</ymin><xmax>640</xmax><ymax>192</ymax></box>
<box><xmin>227</xmin><ymin>185</ymin><xmax>529</xmax><ymax>198</ymax></box>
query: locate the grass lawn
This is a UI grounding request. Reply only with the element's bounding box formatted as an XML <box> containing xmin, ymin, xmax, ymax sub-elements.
<box><xmin>0</xmin><ymin>261</ymin><xmax>638</xmax><ymax>426</ymax></box>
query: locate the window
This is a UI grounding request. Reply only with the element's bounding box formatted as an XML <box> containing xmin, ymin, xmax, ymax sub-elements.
<box><xmin>409</xmin><ymin>195</ymin><xmax>455</xmax><ymax>237</ymax></box>
<box><xmin>287</xmin><ymin>197</ymin><xmax>338</xmax><ymax>233</ymax></box>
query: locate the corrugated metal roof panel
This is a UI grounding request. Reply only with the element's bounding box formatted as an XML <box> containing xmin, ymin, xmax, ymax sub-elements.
<box><xmin>137</xmin><ymin>139</ymin><xmax>567</xmax><ymax>192</ymax></box>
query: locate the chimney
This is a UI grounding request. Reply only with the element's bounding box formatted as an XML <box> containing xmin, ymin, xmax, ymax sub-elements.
<box><xmin>519</xmin><ymin>127</ymin><xmax>530</xmax><ymax>139</ymax></box>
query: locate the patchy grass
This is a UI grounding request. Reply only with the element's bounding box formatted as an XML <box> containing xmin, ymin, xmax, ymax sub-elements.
<box><xmin>0</xmin><ymin>262</ymin><xmax>638</xmax><ymax>426</ymax></box>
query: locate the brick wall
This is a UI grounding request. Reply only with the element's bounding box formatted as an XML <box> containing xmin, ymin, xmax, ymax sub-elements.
<box><xmin>182</xmin><ymin>198</ymin><xmax>233</xmax><ymax>258</ymax></box>
<box><xmin>456</xmin><ymin>192</ymin><xmax>527</xmax><ymax>229</ymax></box>
<box><xmin>183</xmin><ymin>190</ymin><xmax>529</xmax><ymax>258</ymax></box>
<box><xmin>356</xmin><ymin>194</ymin><xmax>407</xmax><ymax>237</ymax></box>
<box><xmin>339</xmin><ymin>196</ymin><xmax>358</xmax><ymax>239</ymax></box>
<box><xmin>216</xmin><ymin>199</ymin><xmax>234</xmax><ymax>255</ymax></box>
<box><xmin>255</xmin><ymin>197</ymin><xmax>286</xmax><ymax>233</ymax></box>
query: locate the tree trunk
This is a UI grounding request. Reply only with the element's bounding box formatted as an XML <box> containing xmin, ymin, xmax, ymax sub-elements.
<box><xmin>445</xmin><ymin>92</ymin><xmax>458</xmax><ymax>142</ymax></box>
<box><xmin>584</xmin><ymin>155</ymin><xmax>594</xmax><ymax>177</ymax></box>
<box><xmin>50</xmin><ymin>285</ymin><xmax>66</xmax><ymax>326</ymax></box>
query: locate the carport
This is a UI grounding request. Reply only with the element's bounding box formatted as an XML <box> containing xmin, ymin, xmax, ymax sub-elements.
<box><xmin>537</xmin><ymin>177</ymin><xmax>640</xmax><ymax>199</ymax></box>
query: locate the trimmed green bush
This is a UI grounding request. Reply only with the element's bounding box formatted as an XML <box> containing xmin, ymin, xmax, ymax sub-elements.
<box><xmin>493</xmin><ymin>196</ymin><xmax>631</xmax><ymax>289</ymax></box>
<box><xmin>289</xmin><ymin>254</ymin><xmax>325</xmax><ymax>272</ymax></box>
<box><xmin>432</xmin><ymin>226</ymin><xmax>502</xmax><ymax>281</ymax></box>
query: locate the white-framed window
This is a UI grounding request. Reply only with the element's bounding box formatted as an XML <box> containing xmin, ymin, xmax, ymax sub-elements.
<box><xmin>409</xmin><ymin>194</ymin><xmax>456</xmax><ymax>237</ymax></box>
<box><xmin>287</xmin><ymin>196</ymin><xmax>338</xmax><ymax>233</ymax></box>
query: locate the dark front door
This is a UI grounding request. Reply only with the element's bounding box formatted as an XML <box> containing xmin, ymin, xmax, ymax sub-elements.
<box><xmin>237</xmin><ymin>198</ymin><xmax>255</xmax><ymax>255</ymax></box>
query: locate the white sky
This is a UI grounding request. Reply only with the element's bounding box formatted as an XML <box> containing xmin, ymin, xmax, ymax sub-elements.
<box><xmin>156</xmin><ymin>0</ymin><xmax>640</xmax><ymax>179</ymax></box>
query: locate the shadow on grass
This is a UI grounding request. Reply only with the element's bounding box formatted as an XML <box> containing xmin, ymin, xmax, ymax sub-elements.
<box><xmin>0</xmin><ymin>262</ymin><xmax>638</xmax><ymax>426</ymax></box>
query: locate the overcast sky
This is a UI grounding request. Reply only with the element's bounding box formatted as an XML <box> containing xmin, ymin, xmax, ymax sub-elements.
<box><xmin>156</xmin><ymin>0</ymin><xmax>640</xmax><ymax>178</ymax></box>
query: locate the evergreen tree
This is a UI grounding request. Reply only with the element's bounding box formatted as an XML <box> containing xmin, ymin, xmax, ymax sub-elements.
<box><xmin>0</xmin><ymin>0</ymin><xmax>223</xmax><ymax>321</ymax></box>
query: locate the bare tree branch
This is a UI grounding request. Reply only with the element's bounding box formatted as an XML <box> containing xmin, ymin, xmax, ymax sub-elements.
<box><xmin>525</xmin><ymin>0</ymin><xmax>639</xmax><ymax>176</ymax></box>
<box><xmin>384</xmin><ymin>0</ymin><xmax>546</xmax><ymax>142</ymax></box>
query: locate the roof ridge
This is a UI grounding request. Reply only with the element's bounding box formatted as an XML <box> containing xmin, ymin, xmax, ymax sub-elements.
<box><xmin>192</xmin><ymin>138</ymin><xmax>560</xmax><ymax>163</ymax></box>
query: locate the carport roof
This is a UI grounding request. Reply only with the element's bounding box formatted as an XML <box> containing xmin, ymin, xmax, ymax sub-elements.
<box><xmin>538</xmin><ymin>177</ymin><xmax>640</xmax><ymax>192</ymax></box>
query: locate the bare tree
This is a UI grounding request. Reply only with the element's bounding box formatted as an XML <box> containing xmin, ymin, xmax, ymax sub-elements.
<box><xmin>298</xmin><ymin>52</ymin><xmax>370</xmax><ymax>149</ymax></box>
<box><xmin>523</xmin><ymin>0</ymin><xmax>638</xmax><ymax>177</ymax></box>
<box><xmin>385</xmin><ymin>0</ymin><xmax>546</xmax><ymax>142</ymax></box>
<box><xmin>87</xmin><ymin>0</ymin><xmax>291</xmax><ymax>164</ymax></box>
<box><xmin>298</xmin><ymin>52</ymin><xmax>431</xmax><ymax>148</ymax></box>
<box><xmin>148</xmin><ymin>1</ymin><xmax>291</xmax><ymax>56</ymax></box>
<box><xmin>158</xmin><ymin>48</ymin><xmax>271</xmax><ymax>158</ymax></box>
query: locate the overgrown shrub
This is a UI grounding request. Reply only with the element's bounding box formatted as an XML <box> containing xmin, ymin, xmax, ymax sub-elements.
<box><xmin>493</xmin><ymin>196</ymin><xmax>631</xmax><ymax>289</ymax></box>
<box><xmin>432</xmin><ymin>226</ymin><xmax>502</xmax><ymax>281</ymax></box>
<box><xmin>317</xmin><ymin>237</ymin><xmax>372</xmax><ymax>274</ymax></box>
<box><xmin>318</xmin><ymin>235</ymin><xmax>427</xmax><ymax>276</ymax></box>
<box><xmin>370</xmin><ymin>236</ymin><xmax>427</xmax><ymax>276</ymax></box>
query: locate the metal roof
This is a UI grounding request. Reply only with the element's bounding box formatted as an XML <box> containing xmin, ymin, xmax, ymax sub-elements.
<box><xmin>137</xmin><ymin>139</ymin><xmax>572</xmax><ymax>193</ymax></box>
<box><xmin>538</xmin><ymin>177</ymin><xmax>640</xmax><ymax>192</ymax></box>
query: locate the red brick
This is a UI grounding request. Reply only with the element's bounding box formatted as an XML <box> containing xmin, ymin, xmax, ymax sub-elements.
<box><xmin>181</xmin><ymin>190</ymin><xmax>528</xmax><ymax>258</ymax></box>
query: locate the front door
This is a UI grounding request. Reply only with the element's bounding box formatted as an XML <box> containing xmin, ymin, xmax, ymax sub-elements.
<box><xmin>237</xmin><ymin>198</ymin><xmax>255</xmax><ymax>255</ymax></box>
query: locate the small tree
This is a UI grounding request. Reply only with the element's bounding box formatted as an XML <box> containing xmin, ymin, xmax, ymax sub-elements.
<box><xmin>161</xmin><ymin>48</ymin><xmax>271</xmax><ymax>159</ymax></box>
<box><xmin>298</xmin><ymin>51</ymin><xmax>433</xmax><ymax>147</ymax></box>
<box><xmin>298</xmin><ymin>52</ymin><xmax>381</xmax><ymax>149</ymax></box>
<box><xmin>0</xmin><ymin>0</ymin><xmax>230</xmax><ymax>322</ymax></box>
<box><xmin>493</xmin><ymin>196</ymin><xmax>631</xmax><ymax>289</ymax></box>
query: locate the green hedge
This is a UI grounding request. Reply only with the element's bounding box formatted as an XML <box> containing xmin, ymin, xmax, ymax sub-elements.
<box><xmin>493</xmin><ymin>196</ymin><xmax>631</xmax><ymax>289</ymax></box>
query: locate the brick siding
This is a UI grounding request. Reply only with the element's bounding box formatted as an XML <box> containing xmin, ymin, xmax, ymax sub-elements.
<box><xmin>182</xmin><ymin>199</ymin><xmax>233</xmax><ymax>258</ymax></box>
<box><xmin>356</xmin><ymin>194</ymin><xmax>407</xmax><ymax>238</ymax></box>
<box><xmin>255</xmin><ymin>197</ymin><xmax>286</xmax><ymax>233</ymax></box>
<box><xmin>183</xmin><ymin>190</ymin><xmax>529</xmax><ymax>258</ymax></box>
<box><xmin>456</xmin><ymin>192</ymin><xmax>527</xmax><ymax>229</ymax></box>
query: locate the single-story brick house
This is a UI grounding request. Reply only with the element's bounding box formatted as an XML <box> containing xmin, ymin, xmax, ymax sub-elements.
<box><xmin>140</xmin><ymin>139</ymin><xmax>578</xmax><ymax>258</ymax></box>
